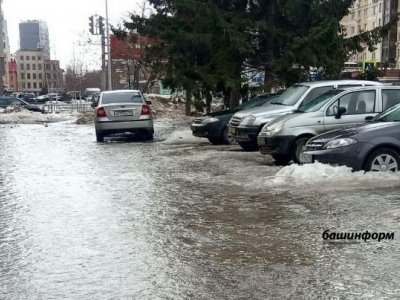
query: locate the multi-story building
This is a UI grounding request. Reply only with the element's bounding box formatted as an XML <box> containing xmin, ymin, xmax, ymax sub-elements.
<box><xmin>0</xmin><ymin>0</ymin><xmax>5</xmax><ymax>94</ymax></box>
<box><xmin>44</xmin><ymin>60</ymin><xmax>64</xmax><ymax>93</ymax></box>
<box><xmin>341</xmin><ymin>0</ymin><xmax>399</xmax><ymax>68</ymax></box>
<box><xmin>19</xmin><ymin>20</ymin><xmax>50</xmax><ymax>59</ymax></box>
<box><xmin>16</xmin><ymin>50</ymin><xmax>46</xmax><ymax>94</ymax></box>
<box><xmin>16</xmin><ymin>50</ymin><xmax>64</xmax><ymax>94</ymax></box>
<box><xmin>7</xmin><ymin>59</ymin><xmax>17</xmax><ymax>91</ymax></box>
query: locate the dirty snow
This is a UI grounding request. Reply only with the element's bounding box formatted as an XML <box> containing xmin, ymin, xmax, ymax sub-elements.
<box><xmin>269</xmin><ymin>161</ymin><xmax>400</xmax><ymax>189</ymax></box>
<box><xmin>0</xmin><ymin>110</ymin><xmax>81</xmax><ymax>124</ymax></box>
<box><xmin>163</xmin><ymin>127</ymin><xmax>204</xmax><ymax>144</ymax></box>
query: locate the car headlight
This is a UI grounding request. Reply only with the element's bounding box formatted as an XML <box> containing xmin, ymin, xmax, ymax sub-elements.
<box><xmin>261</xmin><ymin>123</ymin><xmax>284</xmax><ymax>136</ymax></box>
<box><xmin>240</xmin><ymin>115</ymin><xmax>256</xmax><ymax>126</ymax></box>
<box><xmin>201</xmin><ymin>117</ymin><xmax>219</xmax><ymax>124</ymax></box>
<box><xmin>324</xmin><ymin>138</ymin><xmax>357</xmax><ymax>149</ymax></box>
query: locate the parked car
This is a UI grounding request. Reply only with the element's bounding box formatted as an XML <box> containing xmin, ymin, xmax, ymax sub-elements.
<box><xmin>305</xmin><ymin>103</ymin><xmax>400</xmax><ymax>172</ymax></box>
<box><xmin>191</xmin><ymin>93</ymin><xmax>280</xmax><ymax>145</ymax></box>
<box><xmin>0</xmin><ymin>97</ymin><xmax>44</xmax><ymax>113</ymax></box>
<box><xmin>257</xmin><ymin>85</ymin><xmax>400</xmax><ymax>165</ymax></box>
<box><xmin>228</xmin><ymin>80</ymin><xmax>382</xmax><ymax>151</ymax></box>
<box><xmin>94</xmin><ymin>90</ymin><xmax>154</xmax><ymax>142</ymax></box>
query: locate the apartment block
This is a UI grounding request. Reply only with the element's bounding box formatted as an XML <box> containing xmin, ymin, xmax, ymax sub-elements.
<box><xmin>341</xmin><ymin>0</ymin><xmax>399</xmax><ymax>68</ymax></box>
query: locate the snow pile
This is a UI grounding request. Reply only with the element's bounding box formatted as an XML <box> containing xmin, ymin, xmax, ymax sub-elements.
<box><xmin>0</xmin><ymin>110</ymin><xmax>80</xmax><ymax>124</ymax></box>
<box><xmin>163</xmin><ymin>127</ymin><xmax>204</xmax><ymax>144</ymax></box>
<box><xmin>147</xmin><ymin>95</ymin><xmax>186</xmax><ymax>118</ymax></box>
<box><xmin>269</xmin><ymin>161</ymin><xmax>400</xmax><ymax>188</ymax></box>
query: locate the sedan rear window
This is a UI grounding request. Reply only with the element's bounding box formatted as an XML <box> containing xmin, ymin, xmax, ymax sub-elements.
<box><xmin>101</xmin><ymin>92</ymin><xmax>143</xmax><ymax>104</ymax></box>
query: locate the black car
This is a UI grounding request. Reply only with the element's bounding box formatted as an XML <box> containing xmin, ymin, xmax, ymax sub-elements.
<box><xmin>305</xmin><ymin>103</ymin><xmax>400</xmax><ymax>172</ymax></box>
<box><xmin>0</xmin><ymin>97</ymin><xmax>44</xmax><ymax>113</ymax></box>
<box><xmin>191</xmin><ymin>94</ymin><xmax>280</xmax><ymax>145</ymax></box>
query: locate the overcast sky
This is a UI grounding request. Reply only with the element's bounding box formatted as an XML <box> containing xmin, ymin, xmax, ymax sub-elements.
<box><xmin>3</xmin><ymin>0</ymin><xmax>148</xmax><ymax>70</ymax></box>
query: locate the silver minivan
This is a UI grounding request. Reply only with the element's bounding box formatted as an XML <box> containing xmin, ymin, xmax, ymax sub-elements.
<box><xmin>228</xmin><ymin>80</ymin><xmax>382</xmax><ymax>151</ymax></box>
<box><xmin>257</xmin><ymin>86</ymin><xmax>400</xmax><ymax>164</ymax></box>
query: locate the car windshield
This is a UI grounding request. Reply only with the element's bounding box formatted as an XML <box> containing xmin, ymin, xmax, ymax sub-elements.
<box><xmin>101</xmin><ymin>92</ymin><xmax>143</xmax><ymax>104</ymax></box>
<box><xmin>373</xmin><ymin>104</ymin><xmax>400</xmax><ymax>122</ymax></box>
<box><xmin>297</xmin><ymin>89</ymin><xmax>344</xmax><ymax>113</ymax></box>
<box><xmin>237</xmin><ymin>94</ymin><xmax>279</xmax><ymax>110</ymax></box>
<box><xmin>269</xmin><ymin>85</ymin><xmax>309</xmax><ymax>106</ymax></box>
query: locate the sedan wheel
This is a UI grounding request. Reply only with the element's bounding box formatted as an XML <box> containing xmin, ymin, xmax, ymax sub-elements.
<box><xmin>366</xmin><ymin>149</ymin><xmax>400</xmax><ymax>172</ymax></box>
<box><xmin>294</xmin><ymin>137</ymin><xmax>313</xmax><ymax>164</ymax></box>
<box><xmin>222</xmin><ymin>126</ymin><xmax>237</xmax><ymax>145</ymax></box>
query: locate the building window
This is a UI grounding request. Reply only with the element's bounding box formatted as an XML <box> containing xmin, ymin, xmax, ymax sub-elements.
<box><xmin>32</xmin><ymin>56</ymin><xmax>36</xmax><ymax>61</ymax></box>
<box><xmin>33</xmin><ymin>73</ymin><xmax>37</xmax><ymax>79</ymax></box>
<box><xmin>26</xmin><ymin>64</ymin><xmax>30</xmax><ymax>70</ymax></box>
<box><xmin>38</xmin><ymin>64</ymin><xmax>42</xmax><ymax>70</ymax></box>
<box><xmin>364</xmin><ymin>9</ymin><xmax>367</xmax><ymax>17</ymax></box>
<box><xmin>39</xmin><ymin>82</ymin><xmax>42</xmax><ymax>88</ymax></box>
<box><xmin>20</xmin><ymin>56</ymin><xmax>24</xmax><ymax>60</ymax></box>
<box><xmin>33</xmin><ymin>82</ymin><xmax>37</xmax><ymax>89</ymax></box>
<box><xmin>32</xmin><ymin>64</ymin><xmax>36</xmax><ymax>70</ymax></box>
<box><xmin>22</xmin><ymin>82</ymin><xmax>25</xmax><ymax>89</ymax></box>
<box><xmin>38</xmin><ymin>56</ymin><xmax>42</xmax><ymax>61</ymax></box>
<box><xmin>27</xmin><ymin>73</ymin><xmax>31</xmax><ymax>79</ymax></box>
<box><xmin>39</xmin><ymin>73</ymin><xmax>42</xmax><ymax>80</ymax></box>
<box><xmin>20</xmin><ymin>63</ymin><xmax>24</xmax><ymax>70</ymax></box>
<box><xmin>21</xmin><ymin>73</ymin><xmax>25</xmax><ymax>80</ymax></box>
<box><xmin>26</xmin><ymin>56</ymin><xmax>30</xmax><ymax>60</ymax></box>
<box><xmin>379</xmin><ymin>3</ymin><xmax>381</xmax><ymax>13</ymax></box>
<box><xmin>27</xmin><ymin>82</ymin><xmax>31</xmax><ymax>89</ymax></box>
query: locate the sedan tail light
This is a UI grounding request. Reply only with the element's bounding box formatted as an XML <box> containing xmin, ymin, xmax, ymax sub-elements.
<box><xmin>96</xmin><ymin>107</ymin><xmax>107</xmax><ymax>117</ymax></box>
<box><xmin>141</xmin><ymin>104</ymin><xmax>151</xmax><ymax>115</ymax></box>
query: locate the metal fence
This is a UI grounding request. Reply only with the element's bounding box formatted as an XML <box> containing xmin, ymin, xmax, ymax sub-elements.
<box><xmin>43</xmin><ymin>103</ymin><xmax>94</xmax><ymax>113</ymax></box>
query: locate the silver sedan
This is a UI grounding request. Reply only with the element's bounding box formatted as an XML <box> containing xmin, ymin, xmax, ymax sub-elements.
<box><xmin>94</xmin><ymin>90</ymin><xmax>154</xmax><ymax>142</ymax></box>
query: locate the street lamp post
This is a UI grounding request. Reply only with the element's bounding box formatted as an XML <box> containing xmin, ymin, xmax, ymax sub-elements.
<box><xmin>105</xmin><ymin>0</ymin><xmax>112</xmax><ymax>90</ymax></box>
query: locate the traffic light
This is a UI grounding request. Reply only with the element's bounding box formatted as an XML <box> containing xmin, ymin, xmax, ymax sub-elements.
<box><xmin>89</xmin><ymin>15</ymin><xmax>95</xmax><ymax>35</ymax></box>
<box><xmin>98</xmin><ymin>16</ymin><xmax>105</xmax><ymax>35</ymax></box>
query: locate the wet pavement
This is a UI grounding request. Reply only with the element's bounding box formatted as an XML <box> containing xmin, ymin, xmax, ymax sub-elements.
<box><xmin>1</xmin><ymin>120</ymin><xmax>400</xmax><ymax>299</ymax></box>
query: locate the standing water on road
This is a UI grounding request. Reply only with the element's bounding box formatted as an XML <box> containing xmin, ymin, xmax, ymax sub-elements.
<box><xmin>1</xmin><ymin>120</ymin><xmax>400</xmax><ymax>298</ymax></box>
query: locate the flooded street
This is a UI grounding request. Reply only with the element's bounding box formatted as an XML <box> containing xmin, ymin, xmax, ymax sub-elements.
<box><xmin>1</xmin><ymin>120</ymin><xmax>400</xmax><ymax>298</ymax></box>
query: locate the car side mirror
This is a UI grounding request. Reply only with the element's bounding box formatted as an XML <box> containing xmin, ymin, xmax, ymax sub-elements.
<box><xmin>335</xmin><ymin>107</ymin><xmax>346</xmax><ymax>119</ymax></box>
<box><xmin>146</xmin><ymin>100</ymin><xmax>152</xmax><ymax>105</ymax></box>
<box><xmin>365</xmin><ymin>115</ymin><xmax>374</xmax><ymax>121</ymax></box>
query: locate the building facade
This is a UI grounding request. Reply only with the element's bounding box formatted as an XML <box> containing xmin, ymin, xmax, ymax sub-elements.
<box><xmin>19</xmin><ymin>20</ymin><xmax>50</xmax><ymax>59</ymax></box>
<box><xmin>0</xmin><ymin>0</ymin><xmax>5</xmax><ymax>94</ymax></box>
<box><xmin>44</xmin><ymin>60</ymin><xmax>64</xmax><ymax>93</ymax></box>
<box><xmin>7</xmin><ymin>60</ymin><xmax>17</xmax><ymax>91</ymax></box>
<box><xmin>341</xmin><ymin>0</ymin><xmax>399</xmax><ymax>68</ymax></box>
<box><xmin>16</xmin><ymin>50</ymin><xmax>46</xmax><ymax>94</ymax></box>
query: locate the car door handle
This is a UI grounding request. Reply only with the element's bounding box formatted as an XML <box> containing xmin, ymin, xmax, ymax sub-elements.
<box><xmin>365</xmin><ymin>115</ymin><xmax>374</xmax><ymax>121</ymax></box>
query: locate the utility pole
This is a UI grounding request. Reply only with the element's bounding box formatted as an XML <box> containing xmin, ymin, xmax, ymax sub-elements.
<box><xmin>105</xmin><ymin>0</ymin><xmax>112</xmax><ymax>90</ymax></box>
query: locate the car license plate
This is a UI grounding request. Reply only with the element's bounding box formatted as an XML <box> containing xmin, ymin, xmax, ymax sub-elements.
<box><xmin>114</xmin><ymin>110</ymin><xmax>133</xmax><ymax>117</ymax></box>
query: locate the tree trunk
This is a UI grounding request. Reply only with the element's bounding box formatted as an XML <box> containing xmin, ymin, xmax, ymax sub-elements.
<box><xmin>229</xmin><ymin>86</ymin><xmax>241</xmax><ymax>109</ymax></box>
<box><xmin>185</xmin><ymin>88</ymin><xmax>192</xmax><ymax>116</ymax></box>
<box><xmin>205</xmin><ymin>90</ymin><xmax>212</xmax><ymax>114</ymax></box>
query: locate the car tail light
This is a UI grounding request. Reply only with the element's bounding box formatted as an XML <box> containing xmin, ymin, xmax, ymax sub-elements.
<box><xmin>97</xmin><ymin>107</ymin><xmax>107</xmax><ymax>117</ymax></box>
<box><xmin>141</xmin><ymin>104</ymin><xmax>151</xmax><ymax>115</ymax></box>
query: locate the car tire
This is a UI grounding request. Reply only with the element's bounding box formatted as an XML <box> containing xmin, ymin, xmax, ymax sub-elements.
<box><xmin>364</xmin><ymin>148</ymin><xmax>400</xmax><ymax>172</ymax></box>
<box><xmin>222</xmin><ymin>126</ymin><xmax>237</xmax><ymax>145</ymax></box>
<box><xmin>96</xmin><ymin>131</ymin><xmax>105</xmax><ymax>142</ymax></box>
<box><xmin>145</xmin><ymin>132</ymin><xmax>154</xmax><ymax>140</ymax></box>
<box><xmin>293</xmin><ymin>136</ymin><xmax>313</xmax><ymax>164</ymax></box>
<box><xmin>208</xmin><ymin>137</ymin><xmax>223</xmax><ymax>145</ymax></box>
<box><xmin>272</xmin><ymin>154</ymin><xmax>291</xmax><ymax>166</ymax></box>
<box><xmin>238</xmin><ymin>142</ymin><xmax>258</xmax><ymax>151</ymax></box>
